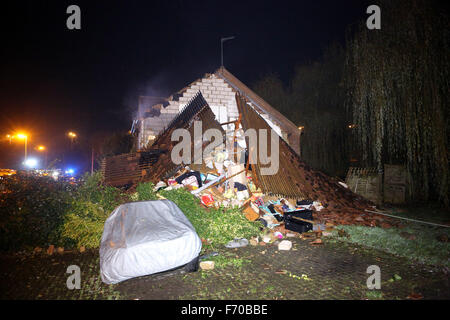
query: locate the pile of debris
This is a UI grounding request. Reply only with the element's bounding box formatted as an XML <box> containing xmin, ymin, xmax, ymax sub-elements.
<box><xmin>134</xmin><ymin>92</ymin><xmax>394</xmax><ymax>233</ymax></box>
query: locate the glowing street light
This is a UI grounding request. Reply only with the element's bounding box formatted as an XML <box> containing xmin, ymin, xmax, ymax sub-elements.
<box><xmin>37</xmin><ymin>145</ymin><xmax>48</xmax><ymax>168</ymax></box>
<box><xmin>16</xmin><ymin>133</ymin><xmax>27</xmax><ymax>139</ymax></box>
<box><xmin>15</xmin><ymin>133</ymin><xmax>28</xmax><ymax>161</ymax></box>
<box><xmin>67</xmin><ymin>131</ymin><xmax>77</xmax><ymax>149</ymax></box>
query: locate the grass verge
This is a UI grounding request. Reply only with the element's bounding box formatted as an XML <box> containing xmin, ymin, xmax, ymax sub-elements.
<box><xmin>330</xmin><ymin>223</ymin><xmax>450</xmax><ymax>267</ymax></box>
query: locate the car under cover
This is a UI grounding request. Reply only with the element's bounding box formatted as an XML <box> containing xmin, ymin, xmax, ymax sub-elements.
<box><xmin>100</xmin><ymin>199</ymin><xmax>202</xmax><ymax>284</ymax></box>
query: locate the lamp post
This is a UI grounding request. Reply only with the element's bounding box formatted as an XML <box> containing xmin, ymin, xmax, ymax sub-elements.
<box><xmin>67</xmin><ymin>131</ymin><xmax>77</xmax><ymax>149</ymax></box>
<box><xmin>66</xmin><ymin>131</ymin><xmax>95</xmax><ymax>175</ymax></box>
<box><xmin>16</xmin><ymin>133</ymin><xmax>28</xmax><ymax>162</ymax></box>
<box><xmin>221</xmin><ymin>36</ymin><xmax>235</xmax><ymax>67</ymax></box>
<box><xmin>37</xmin><ymin>145</ymin><xmax>48</xmax><ymax>168</ymax></box>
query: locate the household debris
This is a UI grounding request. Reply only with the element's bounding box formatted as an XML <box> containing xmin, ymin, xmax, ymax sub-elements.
<box><xmin>286</xmin><ymin>233</ymin><xmax>297</xmax><ymax>238</ymax></box>
<box><xmin>249</xmin><ymin>237</ymin><xmax>259</xmax><ymax>246</ymax></box>
<box><xmin>274</xmin><ymin>231</ymin><xmax>283</xmax><ymax>239</ymax></box>
<box><xmin>278</xmin><ymin>240</ymin><xmax>292</xmax><ymax>251</ymax></box>
<box><xmin>310</xmin><ymin>239</ymin><xmax>323</xmax><ymax>246</ymax></box>
<box><xmin>199</xmin><ymin>261</ymin><xmax>215</xmax><ymax>270</ymax></box>
<box><xmin>225</xmin><ymin>238</ymin><xmax>249</xmax><ymax>248</ymax></box>
<box><xmin>262</xmin><ymin>235</ymin><xmax>272</xmax><ymax>243</ymax></box>
<box><xmin>199</xmin><ymin>252</ymin><xmax>219</xmax><ymax>260</ymax></box>
<box><xmin>47</xmin><ymin>245</ymin><xmax>54</xmax><ymax>255</ymax></box>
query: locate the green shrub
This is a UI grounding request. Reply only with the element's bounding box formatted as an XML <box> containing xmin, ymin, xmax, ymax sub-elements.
<box><xmin>75</xmin><ymin>172</ymin><xmax>127</xmax><ymax>213</ymax></box>
<box><xmin>61</xmin><ymin>201</ymin><xmax>110</xmax><ymax>248</ymax></box>
<box><xmin>136</xmin><ymin>182</ymin><xmax>158</xmax><ymax>201</ymax></box>
<box><xmin>59</xmin><ymin>172</ymin><xmax>129</xmax><ymax>248</ymax></box>
<box><xmin>159</xmin><ymin>188</ymin><xmax>261</xmax><ymax>247</ymax></box>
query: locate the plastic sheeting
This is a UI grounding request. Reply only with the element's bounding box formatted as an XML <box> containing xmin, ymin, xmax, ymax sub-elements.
<box><xmin>100</xmin><ymin>200</ymin><xmax>202</xmax><ymax>284</ymax></box>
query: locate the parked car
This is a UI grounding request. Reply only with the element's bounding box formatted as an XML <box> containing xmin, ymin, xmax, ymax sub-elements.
<box><xmin>100</xmin><ymin>199</ymin><xmax>202</xmax><ymax>284</ymax></box>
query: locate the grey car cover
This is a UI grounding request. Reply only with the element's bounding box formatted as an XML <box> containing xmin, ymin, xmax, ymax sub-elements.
<box><xmin>100</xmin><ymin>200</ymin><xmax>202</xmax><ymax>284</ymax></box>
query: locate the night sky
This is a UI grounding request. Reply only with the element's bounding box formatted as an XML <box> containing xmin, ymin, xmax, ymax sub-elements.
<box><xmin>0</xmin><ymin>0</ymin><xmax>371</xmax><ymax>170</ymax></box>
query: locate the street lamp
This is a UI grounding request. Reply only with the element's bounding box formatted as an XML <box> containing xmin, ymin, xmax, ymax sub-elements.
<box><xmin>221</xmin><ymin>36</ymin><xmax>235</xmax><ymax>67</ymax></box>
<box><xmin>67</xmin><ymin>131</ymin><xmax>77</xmax><ymax>149</ymax></box>
<box><xmin>16</xmin><ymin>133</ymin><xmax>28</xmax><ymax>162</ymax></box>
<box><xmin>37</xmin><ymin>145</ymin><xmax>48</xmax><ymax>168</ymax></box>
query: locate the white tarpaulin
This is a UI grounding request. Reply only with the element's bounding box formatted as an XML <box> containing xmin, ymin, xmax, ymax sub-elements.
<box><xmin>100</xmin><ymin>200</ymin><xmax>202</xmax><ymax>284</ymax></box>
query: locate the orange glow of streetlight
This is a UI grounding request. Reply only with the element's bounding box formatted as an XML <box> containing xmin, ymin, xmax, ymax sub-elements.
<box><xmin>14</xmin><ymin>132</ymin><xmax>29</xmax><ymax>161</ymax></box>
<box><xmin>37</xmin><ymin>145</ymin><xmax>48</xmax><ymax>168</ymax></box>
<box><xmin>67</xmin><ymin>131</ymin><xmax>77</xmax><ymax>149</ymax></box>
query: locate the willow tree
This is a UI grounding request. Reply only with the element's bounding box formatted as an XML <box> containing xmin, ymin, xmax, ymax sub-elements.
<box><xmin>252</xmin><ymin>74</ymin><xmax>294</xmax><ymax>122</ymax></box>
<box><xmin>344</xmin><ymin>0</ymin><xmax>449</xmax><ymax>205</ymax></box>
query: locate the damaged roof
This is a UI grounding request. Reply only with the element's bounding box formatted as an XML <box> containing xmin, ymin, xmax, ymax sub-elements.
<box><xmin>235</xmin><ymin>94</ymin><xmax>371</xmax><ymax>211</ymax></box>
<box><xmin>142</xmin><ymin>91</ymin><xmax>224</xmax><ymax>181</ymax></box>
<box><xmin>215</xmin><ymin>67</ymin><xmax>301</xmax><ymax>155</ymax></box>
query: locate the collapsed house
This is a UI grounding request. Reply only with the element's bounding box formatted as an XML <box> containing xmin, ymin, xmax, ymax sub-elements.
<box><xmin>103</xmin><ymin>68</ymin><xmax>390</xmax><ymax>228</ymax></box>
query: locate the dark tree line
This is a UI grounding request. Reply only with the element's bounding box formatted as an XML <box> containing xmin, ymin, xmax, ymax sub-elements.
<box><xmin>253</xmin><ymin>0</ymin><xmax>449</xmax><ymax>206</ymax></box>
<box><xmin>253</xmin><ymin>43</ymin><xmax>350</xmax><ymax>178</ymax></box>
